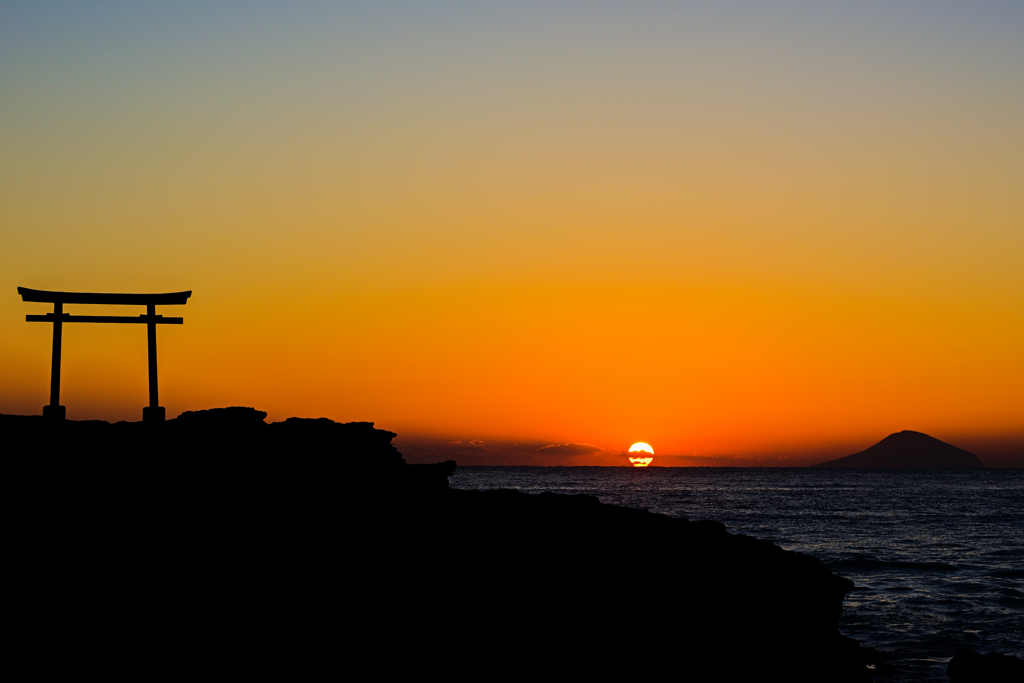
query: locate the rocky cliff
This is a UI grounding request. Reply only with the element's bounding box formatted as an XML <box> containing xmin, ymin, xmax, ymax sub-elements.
<box><xmin>4</xmin><ymin>409</ymin><xmax>869</xmax><ymax>679</ymax></box>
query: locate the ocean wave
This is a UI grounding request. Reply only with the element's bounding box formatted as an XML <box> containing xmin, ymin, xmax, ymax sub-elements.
<box><xmin>991</xmin><ymin>568</ymin><xmax>1024</xmax><ymax>579</ymax></box>
<box><xmin>827</xmin><ymin>557</ymin><xmax>959</xmax><ymax>573</ymax></box>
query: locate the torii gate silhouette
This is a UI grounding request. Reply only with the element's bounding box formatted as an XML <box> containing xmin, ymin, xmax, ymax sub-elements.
<box><xmin>18</xmin><ymin>287</ymin><xmax>192</xmax><ymax>422</ymax></box>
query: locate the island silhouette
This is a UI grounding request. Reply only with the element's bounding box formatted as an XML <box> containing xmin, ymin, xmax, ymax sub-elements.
<box><xmin>812</xmin><ymin>430</ymin><xmax>985</xmax><ymax>468</ymax></box>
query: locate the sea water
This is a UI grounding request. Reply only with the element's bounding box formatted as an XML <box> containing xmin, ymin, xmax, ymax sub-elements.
<box><xmin>450</xmin><ymin>467</ymin><xmax>1023</xmax><ymax>682</ymax></box>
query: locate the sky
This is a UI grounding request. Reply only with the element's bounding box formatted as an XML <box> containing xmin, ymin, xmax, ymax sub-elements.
<box><xmin>1</xmin><ymin>2</ymin><xmax>1022</xmax><ymax>466</ymax></box>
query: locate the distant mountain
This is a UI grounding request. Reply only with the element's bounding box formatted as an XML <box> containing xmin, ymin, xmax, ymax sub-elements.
<box><xmin>812</xmin><ymin>431</ymin><xmax>984</xmax><ymax>468</ymax></box>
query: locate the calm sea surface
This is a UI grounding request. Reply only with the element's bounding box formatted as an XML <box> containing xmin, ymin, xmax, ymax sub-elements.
<box><xmin>451</xmin><ymin>467</ymin><xmax>1023</xmax><ymax>682</ymax></box>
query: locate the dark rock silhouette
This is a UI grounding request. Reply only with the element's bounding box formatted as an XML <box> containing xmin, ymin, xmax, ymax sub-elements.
<box><xmin>947</xmin><ymin>649</ymin><xmax>1024</xmax><ymax>682</ymax></box>
<box><xmin>4</xmin><ymin>409</ymin><xmax>868</xmax><ymax>680</ymax></box>
<box><xmin>812</xmin><ymin>430</ymin><xmax>984</xmax><ymax>468</ymax></box>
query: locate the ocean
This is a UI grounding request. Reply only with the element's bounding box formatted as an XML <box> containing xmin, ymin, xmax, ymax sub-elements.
<box><xmin>450</xmin><ymin>467</ymin><xmax>1023</xmax><ymax>682</ymax></box>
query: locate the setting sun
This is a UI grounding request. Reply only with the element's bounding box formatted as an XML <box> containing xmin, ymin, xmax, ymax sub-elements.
<box><xmin>629</xmin><ymin>443</ymin><xmax>654</xmax><ymax>467</ymax></box>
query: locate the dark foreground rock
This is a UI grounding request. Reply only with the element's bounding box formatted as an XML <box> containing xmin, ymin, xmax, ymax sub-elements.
<box><xmin>4</xmin><ymin>409</ymin><xmax>869</xmax><ymax>679</ymax></box>
<box><xmin>947</xmin><ymin>649</ymin><xmax>1024</xmax><ymax>682</ymax></box>
<box><xmin>812</xmin><ymin>430</ymin><xmax>984</xmax><ymax>468</ymax></box>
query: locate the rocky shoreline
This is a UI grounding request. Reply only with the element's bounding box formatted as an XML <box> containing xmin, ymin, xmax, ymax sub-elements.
<box><xmin>5</xmin><ymin>409</ymin><xmax>1019</xmax><ymax>679</ymax></box>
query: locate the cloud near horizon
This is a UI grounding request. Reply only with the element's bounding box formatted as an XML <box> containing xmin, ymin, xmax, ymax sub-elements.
<box><xmin>535</xmin><ymin>442</ymin><xmax>604</xmax><ymax>456</ymax></box>
<box><xmin>398</xmin><ymin>437</ymin><xmax>617</xmax><ymax>466</ymax></box>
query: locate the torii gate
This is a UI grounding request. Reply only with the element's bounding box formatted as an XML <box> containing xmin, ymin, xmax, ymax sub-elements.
<box><xmin>18</xmin><ymin>287</ymin><xmax>192</xmax><ymax>422</ymax></box>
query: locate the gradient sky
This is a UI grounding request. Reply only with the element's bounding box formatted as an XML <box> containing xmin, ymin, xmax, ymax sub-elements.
<box><xmin>2</xmin><ymin>2</ymin><xmax>1022</xmax><ymax>465</ymax></box>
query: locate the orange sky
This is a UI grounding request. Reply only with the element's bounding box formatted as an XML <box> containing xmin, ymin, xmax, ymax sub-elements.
<box><xmin>1</xmin><ymin>4</ymin><xmax>1022</xmax><ymax>466</ymax></box>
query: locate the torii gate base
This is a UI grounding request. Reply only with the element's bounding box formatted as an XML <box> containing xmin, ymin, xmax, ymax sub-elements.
<box><xmin>144</xmin><ymin>407</ymin><xmax>166</xmax><ymax>422</ymax></box>
<box><xmin>43</xmin><ymin>405</ymin><xmax>66</xmax><ymax>420</ymax></box>
<box><xmin>18</xmin><ymin>287</ymin><xmax>192</xmax><ymax>423</ymax></box>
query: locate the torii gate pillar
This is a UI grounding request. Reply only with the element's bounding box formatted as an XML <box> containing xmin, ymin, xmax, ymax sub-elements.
<box><xmin>43</xmin><ymin>301</ymin><xmax>66</xmax><ymax>421</ymax></box>
<box><xmin>144</xmin><ymin>303</ymin><xmax>165</xmax><ymax>422</ymax></box>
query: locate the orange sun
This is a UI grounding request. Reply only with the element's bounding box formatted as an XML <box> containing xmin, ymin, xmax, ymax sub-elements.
<box><xmin>628</xmin><ymin>442</ymin><xmax>654</xmax><ymax>467</ymax></box>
